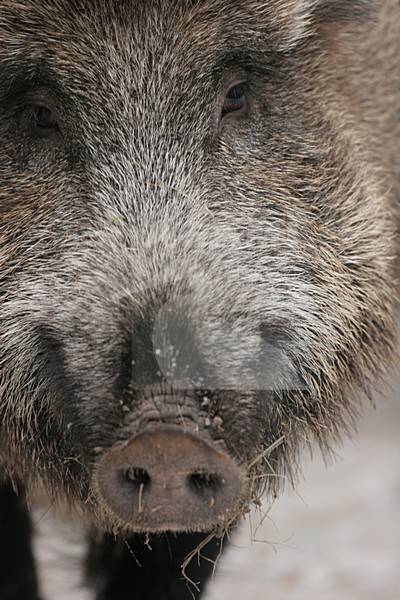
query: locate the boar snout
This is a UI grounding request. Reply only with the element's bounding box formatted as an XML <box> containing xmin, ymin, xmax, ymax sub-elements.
<box><xmin>95</xmin><ymin>426</ymin><xmax>245</xmax><ymax>533</ymax></box>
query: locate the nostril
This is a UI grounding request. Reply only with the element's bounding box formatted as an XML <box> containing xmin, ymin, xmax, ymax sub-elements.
<box><xmin>119</xmin><ymin>467</ymin><xmax>151</xmax><ymax>491</ymax></box>
<box><xmin>187</xmin><ymin>471</ymin><xmax>222</xmax><ymax>496</ymax></box>
<box><xmin>116</xmin><ymin>467</ymin><xmax>151</xmax><ymax>514</ymax></box>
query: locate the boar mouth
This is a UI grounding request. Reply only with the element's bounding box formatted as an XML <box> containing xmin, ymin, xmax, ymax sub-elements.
<box><xmin>94</xmin><ymin>425</ymin><xmax>246</xmax><ymax>533</ymax></box>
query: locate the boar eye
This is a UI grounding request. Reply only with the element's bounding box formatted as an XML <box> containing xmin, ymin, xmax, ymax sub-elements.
<box><xmin>222</xmin><ymin>84</ymin><xmax>246</xmax><ymax>116</ymax></box>
<box><xmin>32</xmin><ymin>105</ymin><xmax>58</xmax><ymax>130</ymax></box>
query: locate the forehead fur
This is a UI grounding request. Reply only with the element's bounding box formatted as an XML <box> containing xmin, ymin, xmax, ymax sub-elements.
<box><xmin>0</xmin><ymin>1</ymin><xmax>376</xmax><ymax>54</ymax></box>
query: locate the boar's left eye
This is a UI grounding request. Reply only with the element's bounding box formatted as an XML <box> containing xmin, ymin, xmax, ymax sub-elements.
<box><xmin>28</xmin><ymin>103</ymin><xmax>64</xmax><ymax>145</ymax></box>
<box><xmin>222</xmin><ymin>83</ymin><xmax>247</xmax><ymax>117</ymax></box>
<box><xmin>32</xmin><ymin>105</ymin><xmax>58</xmax><ymax>130</ymax></box>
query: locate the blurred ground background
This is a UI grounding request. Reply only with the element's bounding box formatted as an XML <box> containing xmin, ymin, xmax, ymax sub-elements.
<box><xmin>33</xmin><ymin>375</ymin><xmax>400</xmax><ymax>600</ymax></box>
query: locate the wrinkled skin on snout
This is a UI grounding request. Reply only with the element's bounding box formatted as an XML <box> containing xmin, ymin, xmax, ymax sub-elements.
<box><xmin>0</xmin><ymin>1</ymin><xmax>400</xmax><ymax>599</ymax></box>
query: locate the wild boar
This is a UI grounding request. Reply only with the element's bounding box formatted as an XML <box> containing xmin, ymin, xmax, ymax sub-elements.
<box><xmin>0</xmin><ymin>1</ymin><xmax>399</xmax><ymax>598</ymax></box>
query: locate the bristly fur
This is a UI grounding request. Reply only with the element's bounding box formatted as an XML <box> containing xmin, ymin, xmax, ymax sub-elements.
<box><xmin>0</xmin><ymin>0</ymin><xmax>399</xmax><ymax>580</ymax></box>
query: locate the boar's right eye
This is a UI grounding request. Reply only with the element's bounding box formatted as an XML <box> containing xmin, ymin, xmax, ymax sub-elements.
<box><xmin>24</xmin><ymin>102</ymin><xmax>66</xmax><ymax>148</ymax></box>
<box><xmin>30</xmin><ymin>104</ymin><xmax>61</xmax><ymax>138</ymax></box>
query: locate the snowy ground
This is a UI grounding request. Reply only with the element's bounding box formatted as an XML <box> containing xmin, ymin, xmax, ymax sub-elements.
<box><xmin>33</xmin><ymin>377</ymin><xmax>400</xmax><ymax>600</ymax></box>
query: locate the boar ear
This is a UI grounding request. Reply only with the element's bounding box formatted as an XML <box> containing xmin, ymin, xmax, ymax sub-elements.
<box><xmin>314</xmin><ymin>0</ymin><xmax>376</xmax><ymax>22</ymax></box>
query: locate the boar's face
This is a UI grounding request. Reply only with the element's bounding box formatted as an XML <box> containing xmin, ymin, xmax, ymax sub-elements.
<box><xmin>0</xmin><ymin>1</ymin><xmax>397</xmax><ymax>534</ymax></box>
